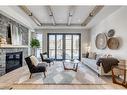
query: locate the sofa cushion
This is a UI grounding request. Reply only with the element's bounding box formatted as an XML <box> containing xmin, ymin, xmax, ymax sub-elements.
<box><xmin>82</xmin><ymin>52</ymin><xmax>89</xmax><ymax>58</ymax></box>
<box><xmin>88</xmin><ymin>52</ymin><xmax>96</xmax><ymax>59</ymax></box>
<box><xmin>86</xmin><ymin>52</ymin><xmax>89</xmax><ymax>58</ymax></box>
<box><xmin>96</xmin><ymin>54</ymin><xmax>103</xmax><ymax>60</ymax></box>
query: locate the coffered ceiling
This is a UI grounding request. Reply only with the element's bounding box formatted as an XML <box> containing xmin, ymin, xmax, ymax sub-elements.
<box><xmin>4</xmin><ymin>6</ymin><xmax>121</xmax><ymax>29</ymax></box>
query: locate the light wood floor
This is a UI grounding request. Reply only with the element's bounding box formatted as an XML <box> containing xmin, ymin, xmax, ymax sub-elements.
<box><xmin>11</xmin><ymin>83</ymin><xmax>126</xmax><ymax>89</ymax></box>
<box><xmin>0</xmin><ymin>62</ymin><xmax>126</xmax><ymax>89</ymax></box>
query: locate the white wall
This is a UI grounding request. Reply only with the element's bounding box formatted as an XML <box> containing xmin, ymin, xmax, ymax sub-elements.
<box><xmin>35</xmin><ymin>29</ymin><xmax>90</xmax><ymax>57</ymax></box>
<box><xmin>90</xmin><ymin>7</ymin><xmax>127</xmax><ymax>59</ymax></box>
<box><xmin>0</xmin><ymin>6</ymin><xmax>34</xmax><ymax>29</ymax></box>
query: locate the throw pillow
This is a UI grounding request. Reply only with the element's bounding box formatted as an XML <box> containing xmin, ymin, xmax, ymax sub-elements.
<box><xmin>88</xmin><ymin>52</ymin><xmax>96</xmax><ymax>59</ymax></box>
<box><xmin>86</xmin><ymin>52</ymin><xmax>89</xmax><ymax>58</ymax></box>
<box><xmin>96</xmin><ymin>54</ymin><xmax>101</xmax><ymax>60</ymax></box>
<box><xmin>30</xmin><ymin>55</ymin><xmax>39</xmax><ymax>66</ymax></box>
<box><xmin>43</xmin><ymin>54</ymin><xmax>48</xmax><ymax>59</ymax></box>
<box><xmin>82</xmin><ymin>52</ymin><xmax>89</xmax><ymax>58</ymax></box>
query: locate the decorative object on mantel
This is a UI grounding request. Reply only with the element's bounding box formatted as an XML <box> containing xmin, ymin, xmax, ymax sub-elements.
<box><xmin>108</xmin><ymin>29</ymin><xmax>115</xmax><ymax>37</ymax></box>
<box><xmin>0</xmin><ymin>35</ymin><xmax>7</xmax><ymax>46</ymax></box>
<box><xmin>107</xmin><ymin>37</ymin><xmax>119</xmax><ymax>49</ymax></box>
<box><xmin>30</xmin><ymin>38</ymin><xmax>40</xmax><ymax>56</ymax></box>
<box><xmin>95</xmin><ymin>33</ymin><xmax>107</xmax><ymax>49</ymax></box>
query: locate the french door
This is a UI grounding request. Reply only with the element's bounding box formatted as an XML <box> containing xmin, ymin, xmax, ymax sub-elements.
<box><xmin>48</xmin><ymin>33</ymin><xmax>81</xmax><ymax>60</ymax></box>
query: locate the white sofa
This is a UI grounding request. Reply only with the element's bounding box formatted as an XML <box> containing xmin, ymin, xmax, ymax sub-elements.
<box><xmin>82</xmin><ymin>58</ymin><xmax>111</xmax><ymax>76</ymax></box>
<box><xmin>82</xmin><ymin>58</ymin><xmax>125</xmax><ymax>76</ymax></box>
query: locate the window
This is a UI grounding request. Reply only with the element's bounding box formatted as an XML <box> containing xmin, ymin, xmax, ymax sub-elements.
<box><xmin>36</xmin><ymin>33</ymin><xmax>43</xmax><ymax>58</ymax></box>
<box><xmin>48</xmin><ymin>33</ymin><xmax>81</xmax><ymax>60</ymax></box>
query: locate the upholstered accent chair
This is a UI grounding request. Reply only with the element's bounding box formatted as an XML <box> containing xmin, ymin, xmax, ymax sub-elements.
<box><xmin>25</xmin><ymin>56</ymin><xmax>47</xmax><ymax>79</ymax></box>
<box><xmin>40</xmin><ymin>52</ymin><xmax>54</xmax><ymax>67</ymax></box>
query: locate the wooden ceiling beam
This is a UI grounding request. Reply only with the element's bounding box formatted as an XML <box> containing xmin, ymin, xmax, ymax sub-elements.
<box><xmin>46</xmin><ymin>6</ymin><xmax>56</xmax><ymax>26</ymax></box>
<box><xmin>81</xmin><ymin>5</ymin><xmax>104</xmax><ymax>26</ymax></box>
<box><xmin>67</xmin><ymin>6</ymin><xmax>75</xmax><ymax>26</ymax></box>
<box><xmin>19</xmin><ymin>6</ymin><xmax>42</xmax><ymax>26</ymax></box>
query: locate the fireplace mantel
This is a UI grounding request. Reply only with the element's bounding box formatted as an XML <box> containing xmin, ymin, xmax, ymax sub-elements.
<box><xmin>0</xmin><ymin>44</ymin><xmax>28</xmax><ymax>48</ymax></box>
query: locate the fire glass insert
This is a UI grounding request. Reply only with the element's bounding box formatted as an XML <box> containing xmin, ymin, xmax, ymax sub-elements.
<box><xmin>6</xmin><ymin>51</ymin><xmax>23</xmax><ymax>73</ymax></box>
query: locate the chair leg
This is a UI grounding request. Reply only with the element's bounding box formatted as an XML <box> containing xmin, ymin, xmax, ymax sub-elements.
<box><xmin>43</xmin><ymin>72</ymin><xmax>46</xmax><ymax>78</ymax></box>
<box><xmin>53</xmin><ymin>61</ymin><xmax>54</xmax><ymax>64</ymax></box>
<box><xmin>49</xmin><ymin>63</ymin><xmax>51</xmax><ymax>67</ymax></box>
<box><xmin>45</xmin><ymin>68</ymin><xmax>47</xmax><ymax>72</ymax></box>
<box><xmin>29</xmin><ymin>73</ymin><xmax>32</xmax><ymax>79</ymax></box>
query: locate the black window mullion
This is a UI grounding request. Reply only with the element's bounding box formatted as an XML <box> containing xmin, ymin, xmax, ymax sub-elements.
<box><xmin>55</xmin><ymin>35</ymin><xmax>57</xmax><ymax>60</ymax></box>
<box><xmin>63</xmin><ymin>34</ymin><xmax>65</xmax><ymax>60</ymax></box>
<box><xmin>47</xmin><ymin>34</ymin><xmax>49</xmax><ymax>57</ymax></box>
<box><xmin>79</xmin><ymin>34</ymin><xmax>81</xmax><ymax>60</ymax></box>
<box><xmin>71</xmin><ymin>35</ymin><xmax>73</xmax><ymax>60</ymax></box>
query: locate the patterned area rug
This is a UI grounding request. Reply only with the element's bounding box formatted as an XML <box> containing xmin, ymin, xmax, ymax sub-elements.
<box><xmin>22</xmin><ymin>62</ymin><xmax>109</xmax><ymax>84</ymax></box>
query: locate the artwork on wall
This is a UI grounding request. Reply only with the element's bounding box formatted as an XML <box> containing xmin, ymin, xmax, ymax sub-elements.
<box><xmin>95</xmin><ymin>29</ymin><xmax>119</xmax><ymax>50</ymax></box>
<box><xmin>107</xmin><ymin>29</ymin><xmax>119</xmax><ymax>49</ymax></box>
<box><xmin>95</xmin><ymin>33</ymin><xmax>107</xmax><ymax>49</ymax></box>
<box><xmin>107</xmin><ymin>37</ymin><xmax>119</xmax><ymax>49</ymax></box>
<box><xmin>107</xmin><ymin>29</ymin><xmax>115</xmax><ymax>37</ymax></box>
<box><xmin>0</xmin><ymin>13</ymin><xmax>28</xmax><ymax>46</ymax></box>
<box><xmin>11</xmin><ymin>24</ymin><xmax>23</xmax><ymax>45</ymax></box>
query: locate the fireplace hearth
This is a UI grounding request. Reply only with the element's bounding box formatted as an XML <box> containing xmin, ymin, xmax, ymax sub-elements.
<box><xmin>6</xmin><ymin>51</ymin><xmax>23</xmax><ymax>73</ymax></box>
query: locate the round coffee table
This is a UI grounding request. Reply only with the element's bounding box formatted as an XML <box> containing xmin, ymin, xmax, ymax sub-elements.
<box><xmin>62</xmin><ymin>60</ymin><xmax>80</xmax><ymax>72</ymax></box>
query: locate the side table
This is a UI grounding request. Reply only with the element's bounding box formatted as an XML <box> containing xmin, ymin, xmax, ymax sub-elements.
<box><xmin>112</xmin><ymin>64</ymin><xmax>127</xmax><ymax>88</ymax></box>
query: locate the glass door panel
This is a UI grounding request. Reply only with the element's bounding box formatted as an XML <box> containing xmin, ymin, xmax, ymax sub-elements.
<box><xmin>48</xmin><ymin>33</ymin><xmax>81</xmax><ymax>60</ymax></box>
<box><xmin>49</xmin><ymin>35</ymin><xmax>55</xmax><ymax>59</ymax></box>
<box><xmin>65</xmin><ymin>35</ymin><xmax>72</xmax><ymax>60</ymax></box>
<box><xmin>56</xmin><ymin>35</ymin><xmax>63</xmax><ymax>59</ymax></box>
<box><xmin>73</xmin><ymin>35</ymin><xmax>79</xmax><ymax>59</ymax></box>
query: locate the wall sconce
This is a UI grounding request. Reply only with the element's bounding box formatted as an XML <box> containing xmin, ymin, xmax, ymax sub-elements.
<box><xmin>86</xmin><ymin>46</ymin><xmax>90</xmax><ymax>53</ymax></box>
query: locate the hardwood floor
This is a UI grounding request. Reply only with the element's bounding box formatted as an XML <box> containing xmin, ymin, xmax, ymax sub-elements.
<box><xmin>0</xmin><ymin>62</ymin><xmax>126</xmax><ymax>89</ymax></box>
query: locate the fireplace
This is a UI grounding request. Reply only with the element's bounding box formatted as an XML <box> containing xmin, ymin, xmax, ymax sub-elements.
<box><xmin>6</xmin><ymin>51</ymin><xmax>23</xmax><ymax>73</ymax></box>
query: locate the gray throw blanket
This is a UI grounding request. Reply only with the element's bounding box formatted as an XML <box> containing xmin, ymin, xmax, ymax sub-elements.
<box><xmin>96</xmin><ymin>58</ymin><xmax>119</xmax><ymax>73</ymax></box>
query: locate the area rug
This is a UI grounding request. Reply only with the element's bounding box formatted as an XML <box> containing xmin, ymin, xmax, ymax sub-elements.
<box><xmin>21</xmin><ymin>62</ymin><xmax>110</xmax><ymax>85</ymax></box>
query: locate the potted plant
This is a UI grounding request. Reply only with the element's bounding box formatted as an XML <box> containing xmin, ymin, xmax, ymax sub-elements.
<box><xmin>30</xmin><ymin>38</ymin><xmax>40</xmax><ymax>56</ymax></box>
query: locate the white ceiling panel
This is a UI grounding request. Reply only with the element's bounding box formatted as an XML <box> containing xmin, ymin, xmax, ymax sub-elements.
<box><xmin>50</xmin><ymin>6</ymin><xmax>70</xmax><ymax>24</ymax></box>
<box><xmin>27</xmin><ymin>6</ymin><xmax>52</xmax><ymax>24</ymax></box>
<box><xmin>71</xmin><ymin>6</ymin><xmax>95</xmax><ymax>24</ymax></box>
<box><xmin>86</xmin><ymin>6</ymin><xmax>121</xmax><ymax>29</ymax></box>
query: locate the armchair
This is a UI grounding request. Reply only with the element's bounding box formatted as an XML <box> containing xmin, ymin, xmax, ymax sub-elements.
<box><xmin>40</xmin><ymin>52</ymin><xmax>54</xmax><ymax>67</ymax></box>
<box><xmin>25</xmin><ymin>56</ymin><xmax>47</xmax><ymax>79</ymax></box>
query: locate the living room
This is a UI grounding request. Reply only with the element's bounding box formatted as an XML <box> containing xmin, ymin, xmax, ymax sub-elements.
<box><xmin>0</xmin><ymin>4</ymin><xmax>127</xmax><ymax>91</ymax></box>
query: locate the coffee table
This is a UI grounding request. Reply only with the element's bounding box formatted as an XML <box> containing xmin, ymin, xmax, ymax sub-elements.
<box><xmin>63</xmin><ymin>60</ymin><xmax>80</xmax><ymax>72</ymax></box>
